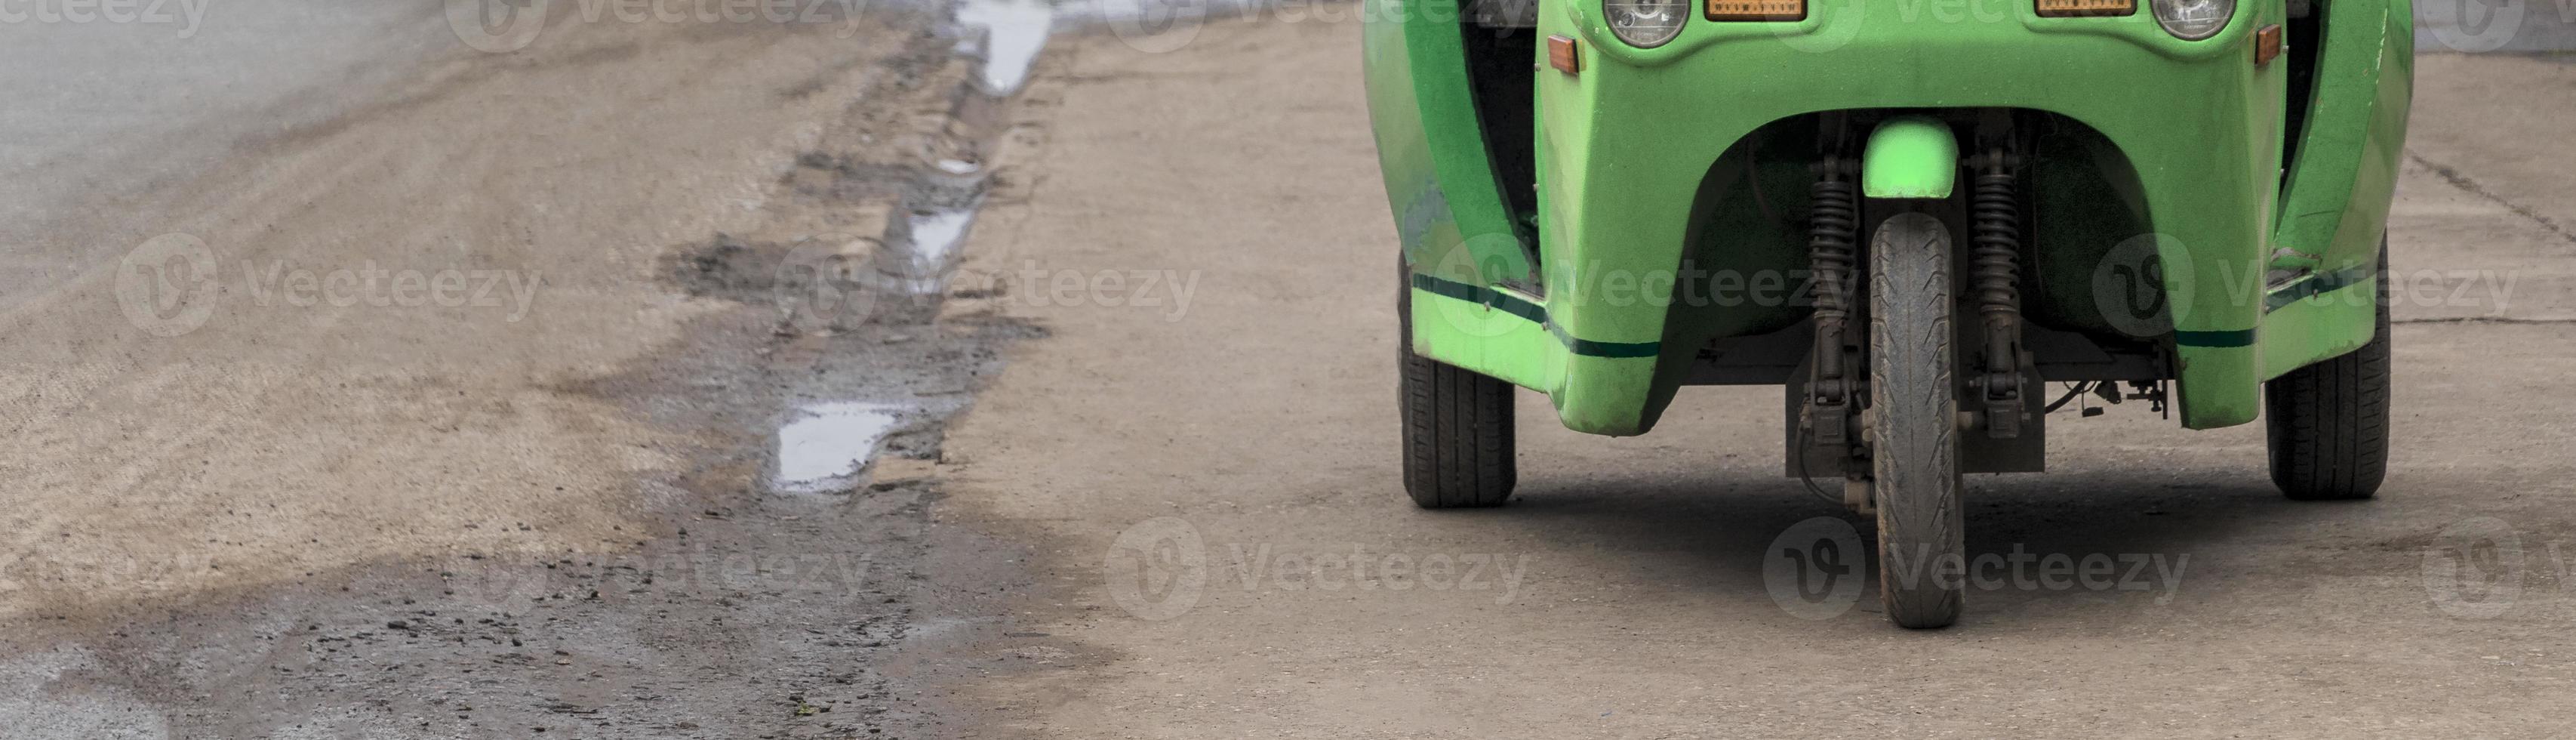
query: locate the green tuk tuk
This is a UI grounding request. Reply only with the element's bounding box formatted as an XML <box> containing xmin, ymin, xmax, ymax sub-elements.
<box><xmin>1369</xmin><ymin>0</ymin><xmax>2411</xmax><ymax>627</ymax></box>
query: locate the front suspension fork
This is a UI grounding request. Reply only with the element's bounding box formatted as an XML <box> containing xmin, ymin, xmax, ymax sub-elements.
<box><xmin>1966</xmin><ymin>148</ymin><xmax>2030</xmax><ymax>439</ymax></box>
<box><xmin>1799</xmin><ymin>146</ymin><xmax>2030</xmax><ymax>476</ymax></box>
<box><xmin>1805</xmin><ymin>159</ymin><xmax>1860</xmax><ymax>451</ymax></box>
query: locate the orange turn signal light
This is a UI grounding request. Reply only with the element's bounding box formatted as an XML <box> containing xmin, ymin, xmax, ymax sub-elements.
<box><xmin>2035</xmin><ymin>0</ymin><xmax>2134</xmax><ymax>17</ymax></box>
<box><xmin>1707</xmin><ymin>0</ymin><xmax>1804</xmax><ymax>21</ymax></box>
<box><xmin>2254</xmin><ymin>23</ymin><xmax>2284</xmax><ymax>66</ymax></box>
<box><xmin>1547</xmin><ymin>34</ymin><xmax>1581</xmax><ymax>74</ymax></box>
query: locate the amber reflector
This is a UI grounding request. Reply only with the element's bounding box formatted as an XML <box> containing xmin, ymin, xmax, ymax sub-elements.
<box><xmin>2035</xmin><ymin>0</ymin><xmax>2134</xmax><ymax>17</ymax></box>
<box><xmin>1547</xmin><ymin>35</ymin><xmax>1581</xmax><ymax>74</ymax></box>
<box><xmin>2254</xmin><ymin>23</ymin><xmax>2284</xmax><ymax>65</ymax></box>
<box><xmin>1707</xmin><ymin>0</ymin><xmax>1804</xmax><ymax>21</ymax></box>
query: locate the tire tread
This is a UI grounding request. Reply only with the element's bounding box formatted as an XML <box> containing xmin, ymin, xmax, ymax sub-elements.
<box><xmin>2266</xmin><ymin>246</ymin><xmax>2392</xmax><ymax>501</ymax></box>
<box><xmin>1399</xmin><ymin>264</ymin><xmax>1516</xmax><ymax>508</ymax></box>
<box><xmin>1869</xmin><ymin>212</ymin><xmax>1965</xmax><ymax>629</ymax></box>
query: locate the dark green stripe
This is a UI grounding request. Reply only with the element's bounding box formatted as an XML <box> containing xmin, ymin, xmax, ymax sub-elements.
<box><xmin>2264</xmin><ymin>265</ymin><xmax>2377</xmax><ymax>313</ymax></box>
<box><xmin>2174</xmin><ymin>329</ymin><xmax>2256</xmax><ymax>347</ymax></box>
<box><xmin>1422</xmin><ymin>272</ymin><xmax>2247</xmax><ymax>352</ymax></box>
<box><xmin>1556</xmin><ymin>328</ymin><xmax>1665</xmax><ymax>358</ymax></box>
<box><xmin>1410</xmin><ymin>273</ymin><xmax>1543</xmax><ymax>322</ymax></box>
<box><xmin>1409</xmin><ymin>273</ymin><xmax>1661</xmax><ymax>359</ymax></box>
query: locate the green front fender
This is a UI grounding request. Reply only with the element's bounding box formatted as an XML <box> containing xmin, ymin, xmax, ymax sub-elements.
<box><xmin>1862</xmin><ymin>116</ymin><xmax>1960</xmax><ymax>199</ymax></box>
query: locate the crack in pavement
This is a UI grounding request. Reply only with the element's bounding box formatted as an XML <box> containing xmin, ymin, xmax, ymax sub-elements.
<box><xmin>2406</xmin><ymin>150</ymin><xmax>2576</xmax><ymax>245</ymax></box>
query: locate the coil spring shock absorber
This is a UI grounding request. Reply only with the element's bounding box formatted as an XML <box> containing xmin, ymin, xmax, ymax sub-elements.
<box><xmin>1969</xmin><ymin>149</ymin><xmax>2025</xmax><ymax>436</ymax></box>
<box><xmin>1805</xmin><ymin>163</ymin><xmax>1858</xmax><ymax>445</ymax></box>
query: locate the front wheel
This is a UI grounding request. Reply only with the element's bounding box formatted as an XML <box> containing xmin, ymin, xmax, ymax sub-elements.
<box><xmin>1868</xmin><ymin>211</ymin><xmax>1966</xmax><ymax>629</ymax></box>
<box><xmin>2265</xmin><ymin>243</ymin><xmax>2392</xmax><ymax>501</ymax></box>
<box><xmin>1399</xmin><ymin>264</ymin><xmax>1516</xmax><ymax>508</ymax></box>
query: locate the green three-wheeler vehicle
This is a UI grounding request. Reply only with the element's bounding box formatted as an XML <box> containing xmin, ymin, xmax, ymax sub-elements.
<box><xmin>1368</xmin><ymin>0</ymin><xmax>2411</xmax><ymax>626</ymax></box>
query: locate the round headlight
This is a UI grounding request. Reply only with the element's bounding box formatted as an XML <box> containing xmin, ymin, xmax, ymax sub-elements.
<box><xmin>1605</xmin><ymin>0</ymin><xmax>1688</xmax><ymax>48</ymax></box>
<box><xmin>2149</xmin><ymin>0</ymin><xmax>2233</xmax><ymax>39</ymax></box>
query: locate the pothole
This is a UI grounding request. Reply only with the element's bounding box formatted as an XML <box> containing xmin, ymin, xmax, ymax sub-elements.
<box><xmin>773</xmin><ymin>401</ymin><xmax>912</xmax><ymax>495</ymax></box>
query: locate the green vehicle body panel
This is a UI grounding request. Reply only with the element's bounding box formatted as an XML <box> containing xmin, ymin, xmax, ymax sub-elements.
<box><xmin>1861</xmin><ymin>116</ymin><xmax>1962</xmax><ymax>199</ymax></box>
<box><xmin>1362</xmin><ymin>0</ymin><xmax>1534</xmax><ymax>285</ymax></box>
<box><xmin>1365</xmin><ymin>0</ymin><xmax>2411</xmax><ymax>436</ymax></box>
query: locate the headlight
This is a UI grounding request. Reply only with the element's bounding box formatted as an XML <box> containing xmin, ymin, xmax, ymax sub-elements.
<box><xmin>1604</xmin><ymin>0</ymin><xmax>1687</xmax><ymax>47</ymax></box>
<box><xmin>2149</xmin><ymin>0</ymin><xmax>2233</xmax><ymax>39</ymax></box>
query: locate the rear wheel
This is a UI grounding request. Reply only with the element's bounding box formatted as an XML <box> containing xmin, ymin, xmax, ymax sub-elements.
<box><xmin>1867</xmin><ymin>211</ymin><xmax>1965</xmax><ymax>629</ymax></box>
<box><xmin>1399</xmin><ymin>264</ymin><xmax>1516</xmax><ymax>508</ymax></box>
<box><xmin>2265</xmin><ymin>243</ymin><xmax>2392</xmax><ymax>501</ymax></box>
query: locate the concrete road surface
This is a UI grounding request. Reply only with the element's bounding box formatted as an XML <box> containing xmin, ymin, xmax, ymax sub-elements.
<box><xmin>0</xmin><ymin>2</ymin><xmax>1014</xmax><ymax>737</ymax></box>
<box><xmin>924</xmin><ymin>21</ymin><xmax>2576</xmax><ymax>738</ymax></box>
<box><xmin>0</xmin><ymin>0</ymin><xmax>469</xmax><ymax>312</ymax></box>
<box><xmin>2</xmin><ymin>1</ymin><xmax>2571</xmax><ymax>737</ymax></box>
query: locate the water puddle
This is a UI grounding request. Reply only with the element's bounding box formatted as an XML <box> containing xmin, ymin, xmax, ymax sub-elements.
<box><xmin>888</xmin><ymin>199</ymin><xmax>984</xmax><ymax>294</ymax></box>
<box><xmin>760</xmin><ymin>0</ymin><xmax>1063</xmax><ymax>496</ymax></box>
<box><xmin>955</xmin><ymin>0</ymin><xmax>1055</xmax><ymax>96</ymax></box>
<box><xmin>773</xmin><ymin>402</ymin><xmax>906</xmax><ymax>494</ymax></box>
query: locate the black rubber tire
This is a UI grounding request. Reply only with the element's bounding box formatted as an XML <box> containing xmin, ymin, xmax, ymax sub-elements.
<box><xmin>2265</xmin><ymin>244</ymin><xmax>2392</xmax><ymax>501</ymax></box>
<box><xmin>1868</xmin><ymin>211</ymin><xmax>1966</xmax><ymax>629</ymax></box>
<box><xmin>1399</xmin><ymin>263</ymin><xmax>1516</xmax><ymax>508</ymax></box>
